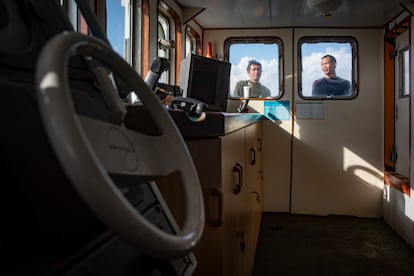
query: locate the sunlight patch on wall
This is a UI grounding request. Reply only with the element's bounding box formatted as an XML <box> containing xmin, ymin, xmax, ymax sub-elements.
<box><xmin>343</xmin><ymin>147</ymin><xmax>383</xmax><ymax>189</ymax></box>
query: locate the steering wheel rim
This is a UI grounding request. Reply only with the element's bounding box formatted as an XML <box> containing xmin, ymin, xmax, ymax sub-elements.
<box><xmin>35</xmin><ymin>31</ymin><xmax>204</xmax><ymax>259</ymax></box>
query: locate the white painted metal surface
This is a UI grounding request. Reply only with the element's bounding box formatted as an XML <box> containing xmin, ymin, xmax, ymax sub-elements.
<box><xmin>175</xmin><ymin>0</ymin><xmax>407</xmax><ymax>29</ymax></box>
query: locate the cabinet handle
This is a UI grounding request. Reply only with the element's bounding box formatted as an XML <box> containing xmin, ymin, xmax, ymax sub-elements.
<box><xmin>205</xmin><ymin>188</ymin><xmax>223</xmax><ymax>228</ymax></box>
<box><xmin>233</xmin><ymin>163</ymin><xmax>243</xmax><ymax>194</ymax></box>
<box><xmin>237</xmin><ymin>231</ymin><xmax>246</xmax><ymax>252</ymax></box>
<box><xmin>257</xmin><ymin>138</ymin><xmax>262</xmax><ymax>151</ymax></box>
<box><xmin>250</xmin><ymin>147</ymin><xmax>256</xmax><ymax>166</ymax></box>
<box><xmin>252</xmin><ymin>191</ymin><xmax>260</xmax><ymax>204</ymax></box>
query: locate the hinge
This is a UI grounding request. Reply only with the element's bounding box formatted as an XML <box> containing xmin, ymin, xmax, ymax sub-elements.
<box><xmin>395</xmin><ymin>104</ymin><xmax>399</xmax><ymax>121</ymax></box>
<box><xmin>390</xmin><ymin>144</ymin><xmax>397</xmax><ymax>163</ymax></box>
<box><xmin>390</xmin><ymin>151</ymin><xmax>398</xmax><ymax>163</ymax></box>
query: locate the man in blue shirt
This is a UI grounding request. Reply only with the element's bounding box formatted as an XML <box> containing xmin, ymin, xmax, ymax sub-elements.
<box><xmin>312</xmin><ymin>55</ymin><xmax>351</xmax><ymax>97</ymax></box>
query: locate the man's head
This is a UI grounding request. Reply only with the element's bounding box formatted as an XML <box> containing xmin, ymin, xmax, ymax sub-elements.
<box><xmin>320</xmin><ymin>54</ymin><xmax>337</xmax><ymax>78</ymax></box>
<box><xmin>246</xmin><ymin>60</ymin><xmax>262</xmax><ymax>83</ymax></box>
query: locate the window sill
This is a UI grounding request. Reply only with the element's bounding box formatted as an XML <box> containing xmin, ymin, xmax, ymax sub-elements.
<box><xmin>384</xmin><ymin>171</ymin><xmax>410</xmax><ymax>196</ymax></box>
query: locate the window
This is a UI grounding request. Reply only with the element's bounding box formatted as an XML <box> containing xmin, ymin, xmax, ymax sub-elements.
<box><xmin>185</xmin><ymin>31</ymin><xmax>195</xmax><ymax>57</ymax></box>
<box><xmin>225</xmin><ymin>37</ymin><xmax>283</xmax><ymax>99</ymax></box>
<box><xmin>158</xmin><ymin>12</ymin><xmax>170</xmax><ymax>60</ymax></box>
<box><xmin>106</xmin><ymin>0</ymin><xmax>133</xmax><ymax>64</ymax></box>
<box><xmin>157</xmin><ymin>12</ymin><xmax>171</xmax><ymax>84</ymax></box>
<box><xmin>157</xmin><ymin>1</ymin><xmax>180</xmax><ymax>85</ymax></box>
<box><xmin>185</xmin><ymin>25</ymin><xmax>200</xmax><ymax>57</ymax></box>
<box><xmin>63</xmin><ymin>0</ymin><xmax>136</xmax><ymax>66</ymax></box>
<box><xmin>399</xmin><ymin>46</ymin><xmax>410</xmax><ymax>97</ymax></box>
<box><xmin>298</xmin><ymin>37</ymin><xmax>357</xmax><ymax>99</ymax></box>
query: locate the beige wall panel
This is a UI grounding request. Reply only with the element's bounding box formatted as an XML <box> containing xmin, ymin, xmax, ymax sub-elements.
<box><xmin>291</xmin><ymin>28</ymin><xmax>384</xmax><ymax>217</ymax></box>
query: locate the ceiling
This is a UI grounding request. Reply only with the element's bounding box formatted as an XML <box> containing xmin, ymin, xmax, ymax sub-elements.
<box><xmin>175</xmin><ymin>0</ymin><xmax>412</xmax><ymax>29</ymax></box>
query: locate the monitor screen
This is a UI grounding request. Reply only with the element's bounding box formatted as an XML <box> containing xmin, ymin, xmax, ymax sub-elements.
<box><xmin>179</xmin><ymin>54</ymin><xmax>231</xmax><ymax>112</ymax></box>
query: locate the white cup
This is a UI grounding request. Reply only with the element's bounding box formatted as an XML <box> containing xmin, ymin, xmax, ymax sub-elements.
<box><xmin>243</xmin><ymin>86</ymin><xmax>251</xmax><ymax>98</ymax></box>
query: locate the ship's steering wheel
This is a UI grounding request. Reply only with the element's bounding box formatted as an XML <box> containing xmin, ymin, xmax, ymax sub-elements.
<box><xmin>35</xmin><ymin>32</ymin><xmax>204</xmax><ymax>260</ymax></box>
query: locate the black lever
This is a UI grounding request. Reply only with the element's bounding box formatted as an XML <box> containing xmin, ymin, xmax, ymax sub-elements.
<box><xmin>144</xmin><ymin>57</ymin><xmax>170</xmax><ymax>91</ymax></box>
<box><xmin>237</xmin><ymin>99</ymin><xmax>250</xmax><ymax>113</ymax></box>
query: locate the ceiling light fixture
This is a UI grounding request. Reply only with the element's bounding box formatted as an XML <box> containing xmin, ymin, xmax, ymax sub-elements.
<box><xmin>306</xmin><ymin>0</ymin><xmax>344</xmax><ymax>17</ymax></box>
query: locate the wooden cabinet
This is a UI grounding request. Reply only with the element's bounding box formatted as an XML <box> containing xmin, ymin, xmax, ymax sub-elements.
<box><xmin>186</xmin><ymin>121</ymin><xmax>263</xmax><ymax>276</ymax></box>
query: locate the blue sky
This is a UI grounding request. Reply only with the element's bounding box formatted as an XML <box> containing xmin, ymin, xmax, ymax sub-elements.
<box><xmin>230</xmin><ymin>44</ymin><xmax>278</xmax><ymax>64</ymax></box>
<box><xmin>106</xmin><ymin>1</ymin><xmax>125</xmax><ymax>57</ymax></box>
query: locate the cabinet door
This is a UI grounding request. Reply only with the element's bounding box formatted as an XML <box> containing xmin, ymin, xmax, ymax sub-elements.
<box><xmin>186</xmin><ymin>139</ymin><xmax>224</xmax><ymax>276</ymax></box>
<box><xmin>245</xmin><ymin>122</ymin><xmax>263</xmax><ymax>275</ymax></box>
<box><xmin>220</xmin><ymin>129</ymin><xmax>247</xmax><ymax>276</ymax></box>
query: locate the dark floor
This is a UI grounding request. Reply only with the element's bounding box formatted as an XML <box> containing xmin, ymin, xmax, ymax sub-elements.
<box><xmin>253</xmin><ymin>212</ymin><xmax>414</xmax><ymax>276</ymax></box>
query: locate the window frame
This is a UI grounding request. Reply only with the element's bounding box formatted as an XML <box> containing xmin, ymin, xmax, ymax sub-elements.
<box><xmin>298</xmin><ymin>36</ymin><xmax>358</xmax><ymax>100</ymax></box>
